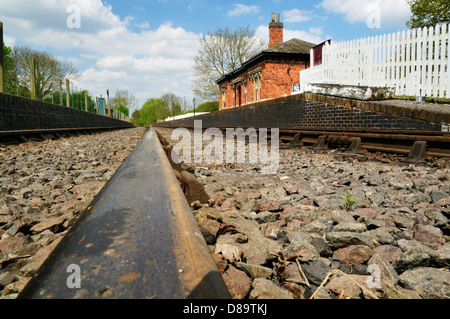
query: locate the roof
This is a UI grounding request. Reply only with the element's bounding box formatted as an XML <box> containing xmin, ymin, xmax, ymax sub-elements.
<box><xmin>216</xmin><ymin>38</ymin><xmax>316</xmax><ymax>84</ymax></box>
<box><xmin>263</xmin><ymin>38</ymin><xmax>316</xmax><ymax>54</ymax></box>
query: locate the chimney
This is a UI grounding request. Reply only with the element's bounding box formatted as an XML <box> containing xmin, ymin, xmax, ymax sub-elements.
<box><xmin>268</xmin><ymin>13</ymin><xmax>283</xmax><ymax>48</ymax></box>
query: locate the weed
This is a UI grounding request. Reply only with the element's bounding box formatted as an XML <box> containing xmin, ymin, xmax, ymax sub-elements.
<box><xmin>340</xmin><ymin>193</ymin><xmax>356</xmax><ymax>212</ymax></box>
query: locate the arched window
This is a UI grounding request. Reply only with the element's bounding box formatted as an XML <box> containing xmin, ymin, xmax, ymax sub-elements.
<box><xmin>249</xmin><ymin>68</ymin><xmax>262</xmax><ymax>102</ymax></box>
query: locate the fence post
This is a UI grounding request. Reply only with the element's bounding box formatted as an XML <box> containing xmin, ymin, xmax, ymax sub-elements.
<box><xmin>106</xmin><ymin>89</ymin><xmax>110</xmax><ymax>117</ymax></box>
<box><xmin>439</xmin><ymin>24</ymin><xmax>447</xmax><ymax>98</ymax></box>
<box><xmin>0</xmin><ymin>21</ymin><xmax>4</xmax><ymax>93</ymax></box>
<box><xmin>30</xmin><ymin>58</ymin><xmax>36</xmax><ymax>99</ymax></box>
<box><xmin>59</xmin><ymin>79</ymin><xmax>63</xmax><ymax>105</ymax></box>
<box><xmin>65</xmin><ymin>78</ymin><xmax>70</xmax><ymax>107</ymax></box>
<box><xmin>447</xmin><ymin>23</ymin><xmax>450</xmax><ymax>99</ymax></box>
<box><xmin>84</xmin><ymin>90</ymin><xmax>88</xmax><ymax>112</ymax></box>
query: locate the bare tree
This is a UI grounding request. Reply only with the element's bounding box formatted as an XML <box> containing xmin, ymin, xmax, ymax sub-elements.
<box><xmin>110</xmin><ymin>89</ymin><xmax>137</xmax><ymax>110</ymax></box>
<box><xmin>192</xmin><ymin>26</ymin><xmax>266</xmax><ymax>101</ymax></box>
<box><xmin>161</xmin><ymin>92</ymin><xmax>183</xmax><ymax>117</ymax></box>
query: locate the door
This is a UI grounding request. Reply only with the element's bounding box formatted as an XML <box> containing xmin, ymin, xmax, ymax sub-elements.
<box><xmin>238</xmin><ymin>85</ymin><xmax>242</xmax><ymax>106</ymax></box>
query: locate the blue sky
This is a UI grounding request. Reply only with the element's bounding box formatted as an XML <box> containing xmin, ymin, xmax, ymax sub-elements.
<box><xmin>0</xmin><ymin>0</ymin><xmax>412</xmax><ymax>111</ymax></box>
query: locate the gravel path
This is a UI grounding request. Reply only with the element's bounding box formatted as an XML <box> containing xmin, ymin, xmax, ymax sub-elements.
<box><xmin>156</xmin><ymin>127</ymin><xmax>450</xmax><ymax>299</ymax></box>
<box><xmin>0</xmin><ymin>127</ymin><xmax>147</xmax><ymax>298</ymax></box>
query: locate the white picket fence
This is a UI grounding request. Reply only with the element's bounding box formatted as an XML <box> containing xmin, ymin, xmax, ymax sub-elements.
<box><xmin>300</xmin><ymin>23</ymin><xmax>450</xmax><ymax>99</ymax></box>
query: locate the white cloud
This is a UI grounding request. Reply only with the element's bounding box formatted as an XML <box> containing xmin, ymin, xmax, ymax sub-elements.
<box><xmin>3</xmin><ymin>35</ymin><xmax>16</xmax><ymax>47</ymax></box>
<box><xmin>318</xmin><ymin>0</ymin><xmax>411</xmax><ymax>28</ymax></box>
<box><xmin>96</xmin><ymin>56</ymin><xmax>136</xmax><ymax>70</ymax></box>
<box><xmin>134</xmin><ymin>21</ymin><xmax>150</xmax><ymax>29</ymax></box>
<box><xmin>283</xmin><ymin>9</ymin><xmax>312</xmax><ymax>23</ymax></box>
<box><xmin>228</xmin><ymin>4</ymin><xmax>260</xmax><ymax>17</ymax></box>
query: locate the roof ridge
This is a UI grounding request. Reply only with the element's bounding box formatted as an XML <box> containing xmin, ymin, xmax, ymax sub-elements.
<box><xmin>262</xmin><ymin>38</ymin><xmax>316</xmax><ymax>53</ymax></box>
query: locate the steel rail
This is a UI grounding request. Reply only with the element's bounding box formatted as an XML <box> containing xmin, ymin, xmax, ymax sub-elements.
<box><xmin>18</xmin><ymin>128</ymin><xmax>230</xmax><ymax>299</ymax></box>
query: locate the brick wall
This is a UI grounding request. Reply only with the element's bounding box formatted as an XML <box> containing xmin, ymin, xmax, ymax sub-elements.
<box><xmin>261</xmin><ymin>60</ymin><xmax>307</xmax><ymax>100</ymax></box>
<box><xmin>155</xmin><ymin>93</ymin><xmax>442</xmax><ymax>132</ymax></box>
<box><xmin>0</xmin><ymin>92</ymin><xmax>133</xmax><ymax>131</ymax></box>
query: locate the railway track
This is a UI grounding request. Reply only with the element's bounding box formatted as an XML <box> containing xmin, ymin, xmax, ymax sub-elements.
<box><xmin>155</xmin><ymin>124</ymin><xmax>450</xmax><ymax>161</ymax></box>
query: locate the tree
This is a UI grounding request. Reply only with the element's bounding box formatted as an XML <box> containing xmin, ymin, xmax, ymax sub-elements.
<box><xmin>406</xmin><ymin>0</ymin><xmax>450</xmax><ymax>29</ymax></box>
<box><xmin>134</xmin><ymin>92</ymin><xmax>188</xmax><ymax>126</ymax></box>
<box><xmin>110</xmin><ymin>89</ymin><xmax>137</xmax><ymax>111</ymax></box>
<box><xmin>131</xmin><ymin>109</ymin><xmax>140</xmax><ymax>125</ymax></box>
<box><xmin>2</xmin><ymin>44</ymin><xmax>16</xmax><ymax>95</ymax></box>
<box><xmin>117</xmin><ymin>104</ymin><xmax>130</xmax><ymax>117</ymax></box>
<box><xmin>192</xmin><ymin>26</ymin><xmax>266</xmax><ymax>101</ymax></box>
<box><xmin>11</xmin><ymin>46</ymin><xmax>78</xmax><ymax>100</ymax></box>
<box><xmin>161</xmin><ymin>92</ymin><xmax>183</xmax><ymax>118</ymax></box>
<box><xmin>138</xmin><ymin>98</ymin><xmax>167</xmax><ymax>125</ymax></box>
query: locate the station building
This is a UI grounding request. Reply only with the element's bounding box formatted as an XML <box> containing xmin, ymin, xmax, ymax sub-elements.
<box><xmin>216</xmin><ymin>13</ymin><xmax>316</xmax><ymax>110</ymax></box>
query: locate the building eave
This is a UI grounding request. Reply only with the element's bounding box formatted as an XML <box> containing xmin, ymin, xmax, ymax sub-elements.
<box><xmin>215</xmin><ymin>51</ymin><xmax>310</xmax><ymax>84</ymax></box>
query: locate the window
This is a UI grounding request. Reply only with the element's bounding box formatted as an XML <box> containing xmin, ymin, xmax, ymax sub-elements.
<box><xmin>249</xmin><ymin>68</ymin><xmax>262</xmax><ymax>102</ymax></box>
<box><xmin>220</xmin><ymin>85</ymin><xmax>227</xmax><ymax>108</ymax></box>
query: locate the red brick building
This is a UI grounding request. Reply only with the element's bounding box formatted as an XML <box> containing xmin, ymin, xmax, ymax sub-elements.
<box><xmin>216</xmin><ymin>13</ymin><xmax>316</xmax><ymax>110</ymax></box>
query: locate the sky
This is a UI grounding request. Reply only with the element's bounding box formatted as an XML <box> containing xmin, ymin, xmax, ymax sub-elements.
<box><xmin>0</xmin><ymin>0</ymin><xmax>413</xmax><ymax>112</ymax></box>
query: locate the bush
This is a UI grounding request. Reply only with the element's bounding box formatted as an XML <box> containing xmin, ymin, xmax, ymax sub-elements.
<box><xmin>195</xmin><ymin>101</ymin><xmax>219</xmax><ymax>113</ymax></box>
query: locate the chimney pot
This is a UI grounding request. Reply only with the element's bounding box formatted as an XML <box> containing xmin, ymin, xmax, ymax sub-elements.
<box><xmin>276</xmin><ymin>13</ymin><xmax>280</xmax><ymax>22</ymax></box>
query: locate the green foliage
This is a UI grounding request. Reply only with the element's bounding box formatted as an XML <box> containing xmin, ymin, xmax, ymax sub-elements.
<box><xmin>138</xmin><ymin>98</ymin><xmax>166</xmax><ymax>125</ymax></box>
<box><xmin>2</xmin><ymin>44</ymin><xmax>11</xmax><ymax>71</ymax></box>
<box><xmin>44</xmin><ymin>91</ymin><xmax>96</xmax><ymax>112</ymax></box>
<box><xmin>3</xmin><ymin>44</ymin><xmax>17</xmax><ymax>95</ymax></box>
<box><xmin>406</xmin><ymin>0</ymin><xmax>450</xmax><ymax>28</ymax></box>
<box><xmin>195</xmin><ymin>101</ymin><xmax>219</xmax><ymax>113</ymax></box>
<box><xmin>340</xmin><ymin>193</ymin><xmax>356</xmax><ymax>212</ymax></box>
<box><xmin>117</xmin><ymin>104</ymin><xmax>130</xmax><ymax>117</ymax></box>
<box><xmin>136</xmin><ymin>93</ymin><xmax>188</xmax><ymax>126</ymax></box>
<box><xmin>131</xmin><ymin>109</ymin><xmax>140</xmax><ymax>125</ymax></box>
